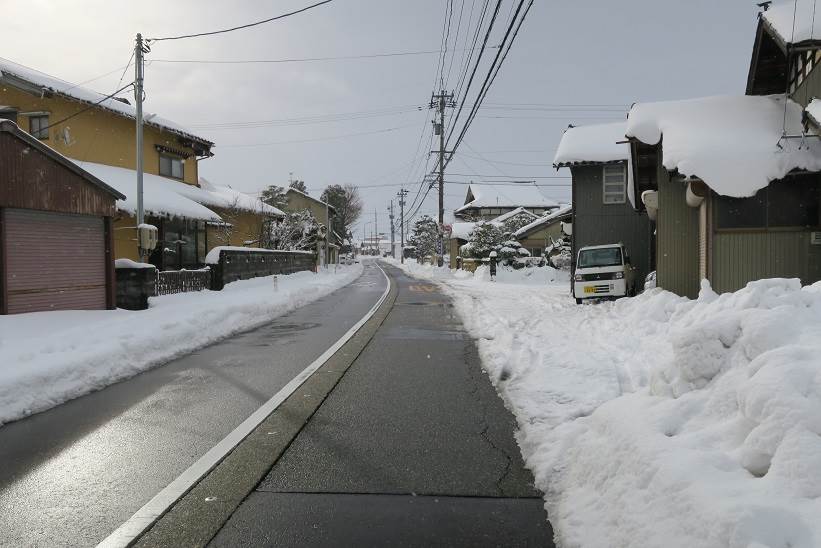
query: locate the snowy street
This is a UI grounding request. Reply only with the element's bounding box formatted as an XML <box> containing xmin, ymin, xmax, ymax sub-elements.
<box><xmin>0</xmin><ymin>263</ymin><xmax>379</xmax><ymax>547</ymax></box>
<box><xmin>393</xmin><ymin>260</ymin><xmax>821</xmax><ymax>548</ymax></box>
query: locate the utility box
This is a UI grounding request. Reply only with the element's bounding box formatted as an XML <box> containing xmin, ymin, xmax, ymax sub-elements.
<box><xmin>138</xmin><ymin>223</ymin><xmax>158</xmax><ymax>251</ymax></box>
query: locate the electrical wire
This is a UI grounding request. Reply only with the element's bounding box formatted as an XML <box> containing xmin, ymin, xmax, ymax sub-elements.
<box><xmin>218</xmin><ymin>122</ymin><xmax>418</xmax><ymax>148</ymax></box>
<box><xmin>186</xmin><ymin>105</ymin><xmax>423</xmax><ymax>130</ymax></box>
<box><xmin>41</xmin><ymin>82</ymin><xmax>135</xmax><ymax>133</ymax></box>
<box><xmin>147</xmin><ymin>0</ymin><xmax>334</xmax><ymax>42</ymax></box>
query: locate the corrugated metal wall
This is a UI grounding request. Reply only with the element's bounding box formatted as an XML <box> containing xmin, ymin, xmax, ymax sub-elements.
<box><xmin>571</xmin><ymin>164</ymin><xmax>654</xmax><ymax>281</ymax></box>
<box><xmin>711</xmin><ymin>231</ymin><xmax>821</xmax><ymax>293</ymax></box>
<box><xmin>656</xmin><ymin>170</ymin><xmax>700</xmax><ymax>298</ymax></box>
<box><xmin>4</xmin><ymin>209</ymin><xmax>106</xmax><ymax>313</ymax></box>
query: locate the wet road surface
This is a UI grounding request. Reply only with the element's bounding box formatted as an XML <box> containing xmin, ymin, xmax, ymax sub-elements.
<box><xmin>0</xmin><ymin>263</ymin><xmax>385</xmax><ymax>548</ymax></box>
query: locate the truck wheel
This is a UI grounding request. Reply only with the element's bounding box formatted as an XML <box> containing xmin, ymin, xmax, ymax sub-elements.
<box><xmin>575</xmin><ymin>298</ymin><xmax>582</xmax><ymax>305</ymax></box>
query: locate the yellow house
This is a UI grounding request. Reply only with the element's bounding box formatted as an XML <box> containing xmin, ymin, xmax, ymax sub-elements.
<box><xmin>0</xmin><ymin>56</ymin><xmax>279</xmax><ymax>269</ymax></box>
<box><xmin>284</xmin><ymin>188</ymin><xmax>340</xmax><ymax>264</ymax></box>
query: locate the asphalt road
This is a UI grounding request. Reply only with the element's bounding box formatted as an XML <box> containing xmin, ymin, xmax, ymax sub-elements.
<box><xmin>0</xmin><ymin>263</ymin><xmax>385</xmax><ymax>548</ymax></box>
<box><xmin>209</xmin><ymin>263</ymin><xmax>553</xmax><ymax>547</ymax></box>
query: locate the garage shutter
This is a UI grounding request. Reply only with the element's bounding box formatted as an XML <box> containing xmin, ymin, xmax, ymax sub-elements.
<box><xmin>4</xmin><ymin>209</ymin><xmax>106</xmax><ymax>313</ymax></box>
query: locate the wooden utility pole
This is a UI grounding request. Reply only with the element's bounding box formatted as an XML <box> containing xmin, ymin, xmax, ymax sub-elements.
<box><xmin>397</xmin><ymin>188</ymin><xmax>408</xmax><ymax>264</ymax></box>
<box><xmin>388</xmin><ymin>200</ymin><xmax>395</xmax><ymax>259</ymax></box>
<box><xmin>430</xmin><ymin>90</ymin><xmax>455</xmax><ymax>267</ymax></box>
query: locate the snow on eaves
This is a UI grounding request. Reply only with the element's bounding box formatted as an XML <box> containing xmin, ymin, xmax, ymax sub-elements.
<box><xmin>762</xmin><ymin>0</ymin><xmax>821</xmax><ymax>49</ymax></box>
<box><xmin>490</xmin><ymin>206</ymin><xmax>538</xmax><ymax>223</ymax></box>
<box><xmin>74</xmin><ymin>161</ymin><xmax>222</xmax><ymax>221</ymax></box>
<box><xmin>553</xmin><ymin>122</ymin><xmax>630</xmax><ymax>167</ymax></box>
<box><xmin>626</xmin><ymin>94</ymin><xmax>821</xmax><ymax>197</ymax></box>
<box><xmin>450</xmin><ymin>222</ymin><xmax>477</xmax><ymax>240</ymax></box>
<box><xmin>173</xmin><ymin>178</ymin><xmax>284</xmax><ymax>217</ymax></box>
<box><xmin>0</xmin><ymin>56</ymin><xmax>211</xmax><ymax>146</ymax></box>
<box><xmin>455</xmin><ymin>184</ymin><xmax>558</xmax><ymax>213</ymax></box>
<box><xmin>514</xmin><ymin>204</ymin><xmax>572</xmax><ymax>238</ymax></box>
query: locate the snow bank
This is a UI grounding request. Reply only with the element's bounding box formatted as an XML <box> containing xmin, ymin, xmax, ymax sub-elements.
<box><xmin>0</xmin><ymin>264</ymin><xmax>363</xmax><ymax>426</ymax></box>
<box><xmin>626</xmin><ymin>94</ymin><xmax>821</xmax><ymax>197</ymax></box>
<box><xmin>393</xmin><ymin>260</ymin><xmax>821</xmax><ymax>547</ymax></box>
<box><xmin>553</xmin><ymin>121</ymin><xmax>630</xmax><ymax>167</ymax></box>
<box><xmin>114</xmin><ymin>258</ymin><xmax>155</xmax><ymax>269</ymax></box>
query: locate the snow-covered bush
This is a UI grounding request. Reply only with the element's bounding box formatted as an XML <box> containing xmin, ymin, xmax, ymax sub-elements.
<box><xmin>494</xmin><ymin>238</ymin><xmax>530</xmax><ymax>266</ymax></box>
<box><xmin>268</xmin><ymin>210</ymin><xmax>322</xmax><ymax>251</ymax></box>
<box><xmin>462</xmin><ymin>222</ymin><xmax>504</xmax><ymax>258</ymax></box>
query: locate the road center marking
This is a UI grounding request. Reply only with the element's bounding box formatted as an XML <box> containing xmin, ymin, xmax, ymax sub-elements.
<box><xmin>98</xmin><ymin>263</ymin><xmax>391</xmax><ymax>548</ymax></box>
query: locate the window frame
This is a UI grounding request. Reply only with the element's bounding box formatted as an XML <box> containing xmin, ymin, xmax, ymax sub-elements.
<box><xmin>602</xmin><ymin>163</ymin><xmax>626</xmax><ymax>205</ymax></box>
<box><xmin>29</xmin><ymin>115</ymin><xmax>49</xmax><ymax>140</ymax></box>
<box><xmin>159</xmin><ymin>153</ymin><xmax>185</xmax><ymax>180</ymax></box>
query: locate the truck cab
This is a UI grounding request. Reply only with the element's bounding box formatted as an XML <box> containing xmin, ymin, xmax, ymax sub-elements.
<box><xmin>573</xmin><ymin>243</ymin><xmax>636</xmax><ymax>304</ymax></box>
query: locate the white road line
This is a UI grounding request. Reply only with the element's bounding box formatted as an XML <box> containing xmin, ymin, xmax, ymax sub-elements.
<box><xmin>97</xmin><ymin>262</ymin><xmax>391</xmax><ymax>548</ymax></box>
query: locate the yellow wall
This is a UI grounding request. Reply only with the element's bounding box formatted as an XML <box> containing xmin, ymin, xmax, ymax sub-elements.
<box><xmin>207</xmin><ymin>209</ymin><xmax>268</xmax><ymax>248</ymax></box>
<box><xmin>0</xmin><ymin>86</ymin><xmax>202</xmax><ymax>185</ymax></box>
<box><xmin>113</xmin><ymin>213</ymin><xmax>141</xmax><ymax>261</ymax></box>
<box><xmin>284</xmin><ymin>191</ymin><xmax>332</xmax><ymax>228</ymax></box>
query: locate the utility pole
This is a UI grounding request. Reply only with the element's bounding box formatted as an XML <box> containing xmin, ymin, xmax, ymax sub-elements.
<box><xmin>430</xmin><ymin>90</ymin><xmax>456</xmax><ymax>267</ymax></box>
<box><xmin>388</xmin><ymin>201</ymin><xmax>395</xmax><ymax>259</ymax></box>
<box><xmin>135</xmin><ymin>33</ymin><xmax>146</xmax><ymax>257</ymax></box>
<box><xmin>374</xmin><ymin>209</ymin><xmax>378</xmax><ymax>257</ymax></box>
<box><xmin>397</xmin><ymin>188</ymin><xmax>408</xmax><ymax>264</ymax></box>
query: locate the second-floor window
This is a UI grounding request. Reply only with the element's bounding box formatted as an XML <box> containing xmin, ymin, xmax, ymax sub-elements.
<box><xmin>30</xmin><ymin>115</ymin><xmax>49</xmax><ymax>140</ymax></box>
<box><xmin>603</xmin><ymin>164</ymin><xmax>626</xmax><ymax>204</ymax></box>
<box><xmin>159</xmin><ymin>153</ymin><xmax>184</xmax><ymax>180</ymax></box>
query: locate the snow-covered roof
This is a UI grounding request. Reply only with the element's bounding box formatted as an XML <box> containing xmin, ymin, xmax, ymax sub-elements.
<box><xmin>761</xmin><ymin>0</ymin><xmax>821</xmax><ymax>49</ymax></box>
<box><xmin>490</xmin><ymin>206</ymin><xmax>538</xmax><ymax>223</ymax></box>
<box><xmin>0</xmin><ymin>57</ymin><xmax>212</xmax><ymax>147</ymax></box>
<box><xmin>455</xmin><ymin>184</ymin><xmax>559</xmax><ymax>213</ymax></box>
<box><xmin>74</xmin><ymin>161</ymin><xmax>222</xmax><ymax>221</ymax></box>
<box><xmin>450</xmin><ymin>221</ymin><xmax>477</xmax><ymax>240</ymax></box>
<box><xmin>553</xmin><ymin>122</ymin><xmax>630</xmax><ymax>167</ymax></box>
<box><xmin>625</xmin><ymin>94</ymin><xmax>821</xmax><ymax>197</ymax></box>
<box><xmin>172</xmin><ymin>177</ymin><xmax>283</xmax><ymax>217</ymax></box>
<box><xmin>285</xmin><ymin>187</ymin><xmax>336</xmax><ymax>213</ymax></box>
<box><xmin>805</xmin><ymin>98</ymin><xmax>821</xmax><ymax>129</ymax></box>
<box><xmin>514</xmin><ymin>204</ymin><xmax>573</xmax><ymax>239</ymax></box>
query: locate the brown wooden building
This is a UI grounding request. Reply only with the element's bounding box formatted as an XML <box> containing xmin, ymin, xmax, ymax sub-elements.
<box><xmin>0</xmin><ymin>120</ymin><xmax>125</xmax><ymax>314</ymax></box>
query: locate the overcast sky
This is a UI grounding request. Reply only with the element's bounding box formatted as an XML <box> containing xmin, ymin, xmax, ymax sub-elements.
<box><xmin>3</xmin><ymin>0</ymin><xmax>761</xmax><ymax>238</ymax></box>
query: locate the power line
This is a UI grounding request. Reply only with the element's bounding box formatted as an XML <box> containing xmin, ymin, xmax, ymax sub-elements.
<box><xmin>218</xmin><ymin>122</ymin><xmax>418</xmax><ymax>148</ymax></box>
<box><xmin>42</xmin><ymin>82</ymin><xmax>135</xmax><ymax>133</ymax></box>
<box><xmin>149</xmin><ymin>45</ymin><xmax>499</xmax><ymax>65</ymax></box>
<box><xmin>186</xmin><ymin>105</ymin><xmax>423</xmax><ymax>130</ymax></box>
<box><xmin>148</xmin><ymin>0</ymin><xmax>334</xmax><ymax>42</ymax></box>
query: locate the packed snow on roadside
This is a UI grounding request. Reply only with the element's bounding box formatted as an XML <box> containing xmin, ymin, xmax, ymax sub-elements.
<box><xmin>389</xmin><ymin>259</ymin><xmax>821</xmax><ymax>548</ymax></box>
<box><xmin>0</xmin><ymin>264</ymin><xmax>363</xmax><ymax>426</ymax></box>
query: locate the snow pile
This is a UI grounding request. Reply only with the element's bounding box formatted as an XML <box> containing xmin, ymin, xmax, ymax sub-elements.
<box><xmin>75</xmin><ymin>161</ymin><xmax>222</xmax><ymax>221</ymax></box>
<box><xmin>762</xmin><ymin>0</ymin><xmax>821</xmax><ymax>47</ymax></box>
<box><xmin>0</xmin><ymin>264</ymin><xmax>363</xmax><ymax>426</ymax></box>
<box><xmin>626</xmin><ymin>94</ymin><xmax>821</xmax><ymax>197</ymax></box>
<box><xmin>114</xmin><ymin>258</ymin><xmax>156</xmax><ymax>269</ymax></box>
<box><xmin>394</xmin><ymin>260</ymin><xmax>821</xmax><ymax>547</ymax></box>
<box><xmin>553</xmin><ymin>121</ymin><xmax>630</xmax><ymax>167</ymax></box>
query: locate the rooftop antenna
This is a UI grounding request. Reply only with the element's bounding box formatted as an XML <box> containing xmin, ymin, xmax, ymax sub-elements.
<box><xmin>757</xmin><ymin>1</ymin><xmax>772</xmax><ymax>11</ymax></box>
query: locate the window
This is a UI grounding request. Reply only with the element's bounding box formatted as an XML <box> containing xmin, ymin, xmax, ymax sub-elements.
<box><xmin>159</xmin><ymin>154</ymin><xmax>184</xmax><ymax>179</ymax></box>
<box><xmin>603</xmin><ymin>164</ymin><xmax>626</xmax><ymax>204</ymax></box>
<box><xmin>29</xmin><ymin>115</ymin><xmax>49</xmax><ymax>140</ymax></box>
<box><xmin>715</xmin><ymin>177</ymin><xmax>821</xmax><ymax>229</ymax></box>
<box><xmin>578</xmin><ymin>247</ymin><xmax>623</xmax><ymax>268</ymax></box>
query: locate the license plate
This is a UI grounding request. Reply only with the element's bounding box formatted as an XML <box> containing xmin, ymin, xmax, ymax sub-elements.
<box><xmin>584</xmin><ymin>286</ymin><xmax>595</xmax><ymax>294</ymax></box>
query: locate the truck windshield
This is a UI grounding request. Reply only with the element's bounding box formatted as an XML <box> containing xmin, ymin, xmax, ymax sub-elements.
<box><xmin>578</xmin><ymin>247</ymin><xmax>622</xmax><ymax>268</ymax></box>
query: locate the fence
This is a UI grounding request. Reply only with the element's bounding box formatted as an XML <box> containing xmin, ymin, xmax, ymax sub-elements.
<box><xmin>208</xmin><ymin>248</ymin><xmax>316</xmax><ymax>290</ymax></box>
<box><xmin>156</xmin><ymin>268</ymin><xmax>211</xmax><ymax>296</ymax></box>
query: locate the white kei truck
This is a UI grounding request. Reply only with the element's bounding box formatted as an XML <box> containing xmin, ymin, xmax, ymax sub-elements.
<box><xmin>573</xmin><ymin>243</ymin><xmax>637</xmax><ymax>304</ymax></box>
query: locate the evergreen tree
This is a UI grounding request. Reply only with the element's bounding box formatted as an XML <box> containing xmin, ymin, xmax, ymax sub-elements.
<box><xmin>289</xmin><ymin>180</ymin><xmax>308</xmax><ymax>193</ymax></box>
<box><xmin>260</xmin><ymin>185</ymin><xmax>287</xmax><ymax>209</ymax></box>
<box><xmin>464</xmin><ymin>222</ymin><xmax>505</xmax><ymax>258</ymax></box>
<box><xmin>408</xmin><ymin>215</ymin><xmax>439</xmax><ymax>259</ymax></box>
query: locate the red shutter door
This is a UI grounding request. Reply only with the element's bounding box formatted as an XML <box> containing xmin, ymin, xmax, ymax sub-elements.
<box><xmin>4</xmin><ymin>209</ymin><xmax>106</xmax><ymax>314</ymax></box>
